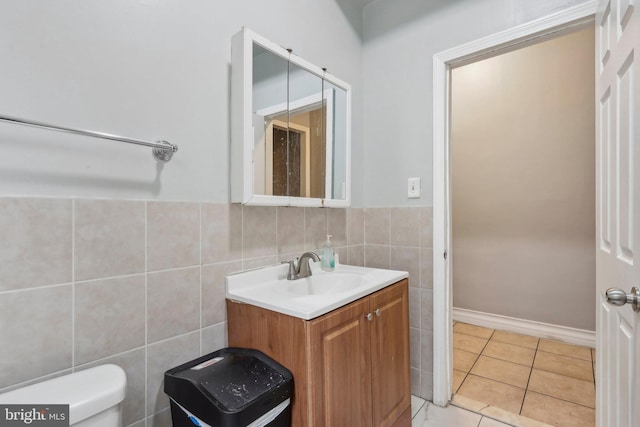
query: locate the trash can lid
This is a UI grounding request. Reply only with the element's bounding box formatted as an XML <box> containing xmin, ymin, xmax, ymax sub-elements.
<box><xmin>168</xmin><ymin>350</ymin><xmax>288</xmax><ymax>412</ymax></box>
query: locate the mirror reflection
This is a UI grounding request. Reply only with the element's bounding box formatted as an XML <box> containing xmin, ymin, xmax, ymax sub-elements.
<box><xmin>325</xmin><ymin>80</ymin><xmax>348</xmax><ymax>200</ymax></box>
<box><xmin>251</xmin><ymin>43</ymin><xmax>347</xmax><ymax>201</ymax></box>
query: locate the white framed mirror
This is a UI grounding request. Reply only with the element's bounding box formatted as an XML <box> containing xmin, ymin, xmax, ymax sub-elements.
<box><xmin>231</xmin><ymin>27</ymin><xmax>351</xmax><ymax>207</ymax></box>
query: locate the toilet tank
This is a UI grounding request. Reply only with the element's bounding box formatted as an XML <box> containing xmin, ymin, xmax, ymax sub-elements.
<box><xmin>0</xmin><ymin>365</ymin><xmax>126</xmax><ymax>427</ymax></box>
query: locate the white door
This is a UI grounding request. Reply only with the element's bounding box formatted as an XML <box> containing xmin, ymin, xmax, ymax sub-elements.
<box><xmin>596</xmin><ymin>0</ymin><xmax>640</xmax><ymax>426</ymax></box>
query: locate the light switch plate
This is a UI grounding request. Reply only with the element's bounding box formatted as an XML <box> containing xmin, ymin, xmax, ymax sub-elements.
<box><xmin>408</xmin><ymin>177</ymin><xmax>421</xmax><ymax>198</ymax></box>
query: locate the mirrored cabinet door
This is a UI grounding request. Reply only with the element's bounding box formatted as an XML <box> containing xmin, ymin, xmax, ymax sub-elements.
<box><xmin>231</xmin><ymin>27</ymin><xmax>351</xmax><ymax>207</ymax></box>
<box><xmin>325</xmin><ymin>81</ymin><xmax>350</xmax><ymax>201</ymax></box>
<box><xmin>286</xmin><ymin>61</ymin><xmax>325</xmax><ymax>200</ymax></box>
<box><xmin>252</xmin><ymin>43</ymin><xmax>289</xmax><ymax>198</ymax></box>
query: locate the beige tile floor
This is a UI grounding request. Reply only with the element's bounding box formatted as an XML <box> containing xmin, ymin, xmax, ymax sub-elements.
<box><xmin>452</xmin><ymin>322</ymin><xmax>596</xmax><ymax>427</ymax></box>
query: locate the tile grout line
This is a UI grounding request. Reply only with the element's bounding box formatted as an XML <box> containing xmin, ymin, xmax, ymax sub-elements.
<box><xmin>363</xmin><ymin>209</ymin><xmax>367</xmax><ymax>266</ymax></box>
<box><xmin>529</xmin><ymin>391</ymin><xmax>596</xmax><ymax>411</ymax></box>
<box><xmin>522</xmin><ymin>374</ymin><xmax>598</xmax><ymax>411</ymax></box>
<box><xmin>143</xmin><ymin>201</ymin><xmax>148</xmax><ymax>427</ymax></box>
<box><xmin>455</xmin><ymin>324</ymin><xmax>596</xmax><ymax>422</ymax></box>
<box><xmin>71</xmin><ymin>199</ymin><xmax>76</xmax><ymax>372</ymax></box>
<box><xmin>455</xmin><ymin>329</ymin><xmax>537</xmax><ymax>351</ymax></box>
<box><xmin>452</xmin><ymin>328</ymin><xmax>488</xmax><ymax>394</ymax></box>
<box><xmin>461</xmin><ymin>350</ymin><xmax>532</xmax><ymax>368</ymax></box>
<box><xmin>458</xmin><ymin>361</ymin><xmax>596</xmax><ymax>412</ymax></box>
<box><xmin>518</xmin><ymin>337</ymin><xmax>540</xmax><ymax>415</ymax></box>
<box><xmin>591</xmin><ymin>348</ymin><xmax>596</xmax><ymax>391</ymax></box>
<box><xmin>456</xmin><ymin>347</ymin><xmax>537</xmax><ymax>401</ymax></box>
<box><xmin>459</xmin><ymin>368</ymin><xmax>527</xmax><ymax>391</ymax></box>
<box><xmin>240</xmin><ymin>205</ymin><xmax>245</xmax><ymax>270</ymax></box>
<box><xmin>199</xmin><ymin>203</ymin><xmax>203</xmax><ymax>356</ymax></box>
<box><xmin>458</xmin><ymin>343</ymin><xmax>595</xmax><ymax>408</ymax></box>
<box><xmin>456</xmin><ymin>328</ymin><xmax>592</xmax><ymax>364</ymax></box>
<box><xmin>453</xmin><ymin>326</ymin><xmax>496</xmax><ymax>399</ymax></box>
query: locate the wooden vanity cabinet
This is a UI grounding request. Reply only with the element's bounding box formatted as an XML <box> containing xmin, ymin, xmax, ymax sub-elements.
<box><xmin>226</xmin><ymin>279</ymin><xmax>411</xmax><ymax>427</ymax></box>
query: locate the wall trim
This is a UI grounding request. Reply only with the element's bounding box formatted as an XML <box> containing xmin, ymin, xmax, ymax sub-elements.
<box><xmin>432</xmin><ymin>0</ymin><xmax>599</xmax><ymax>407</ymax></box>
<box><xmin>453</xmin><ymin>308</ymin><xmax>596</xmax><ymax>348</ymax></box>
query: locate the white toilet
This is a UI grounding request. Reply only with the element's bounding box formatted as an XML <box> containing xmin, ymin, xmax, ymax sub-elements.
<box><xmin>0</xmin><ymin>365</ymin><xmax>126</xmax><ymax>427</ymax></box>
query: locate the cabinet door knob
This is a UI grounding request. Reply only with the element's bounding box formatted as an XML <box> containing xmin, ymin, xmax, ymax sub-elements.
<box><xmin>365</xmin><ymin>313</ymin><xmax>373</xmax><ymax>321</ymax></box>
<box><xmin>374</xmin><ymin>309</ymin><xmax>381</xmax><ymax>317</ymax></box>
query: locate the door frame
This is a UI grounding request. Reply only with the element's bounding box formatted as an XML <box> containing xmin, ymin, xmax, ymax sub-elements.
<box><xmin>266</xmin><ymin>120</ymin><xmax>311</xmax><ymax>197</ymax></box>
<box><xmin>431</xmin><ymin>0</ymin><xmax>599</xmax><ymax>406</ymax></box>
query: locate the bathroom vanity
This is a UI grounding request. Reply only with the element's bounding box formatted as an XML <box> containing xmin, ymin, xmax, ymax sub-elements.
<box><xmin>226</xmin><ymin>264</ymin><xmax>411</xmax><ymax>427</ymax></box>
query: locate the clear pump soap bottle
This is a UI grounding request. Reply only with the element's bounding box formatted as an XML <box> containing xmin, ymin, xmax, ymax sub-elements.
<box><xmin>321</xmin><ymin>234</ymin><xmax>335</xmax><ymax>272</ymax></box>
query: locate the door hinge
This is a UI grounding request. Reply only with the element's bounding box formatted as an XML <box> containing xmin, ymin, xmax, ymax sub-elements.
<box><xmin>444</xmin><ymin>250</ymin><xmax>448</xmax><ymax>260</ymax></box>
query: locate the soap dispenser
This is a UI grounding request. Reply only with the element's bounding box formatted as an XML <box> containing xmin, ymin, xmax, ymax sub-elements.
<box><xmin>321</xmin><ymin>234</ymin><xmax>335</xmax><ymax>272</ymax></box>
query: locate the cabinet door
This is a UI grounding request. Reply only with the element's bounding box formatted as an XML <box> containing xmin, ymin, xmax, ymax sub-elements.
<box><xmin>308</xmin><ymin>296</ymin><xmax>373</xmax><ymax>427</ymax></box>
<box><xmin>369</xmin><ymin>280</ymin><xmax>411</xmax><ymax>427</ymax></box>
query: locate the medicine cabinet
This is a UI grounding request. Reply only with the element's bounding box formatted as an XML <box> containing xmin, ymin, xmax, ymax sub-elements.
<box><xmin>231</xmin><ymin>28</ymin><xmax>351</xmax><ymax>207</ymax></box>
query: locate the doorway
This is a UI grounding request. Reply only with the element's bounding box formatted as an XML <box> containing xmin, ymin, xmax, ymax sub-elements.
<box><xmin>450</xmin><ymin>27</ymin><xmax>595</xmax><ymax>332</ymax></box>
<box><xmin>272</xmin><ymin>125</ymin><xmax>303</xmax><ymax>197</ymax></box>
<box><xmin>431</xmin><ymin>0</ymin><xmax>600</xmax><ymax>409</ymax></box>
<box><xmin>447</xmin><ymin>24</ymin><xmax>596</xmax><ymax>425</ymax></box>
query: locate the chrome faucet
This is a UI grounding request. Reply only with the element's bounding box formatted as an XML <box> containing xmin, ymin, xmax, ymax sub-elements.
<box><xmin>282</xmin><ymin>252</ymin><xmax>321</xmax><ymax>280</ymax></box>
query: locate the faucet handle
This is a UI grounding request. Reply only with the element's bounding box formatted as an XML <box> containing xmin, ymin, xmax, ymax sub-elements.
<box><xmin>281</xmin><ymin>260</ymin><xmax>298</xmax><ymax>280</ymax></box>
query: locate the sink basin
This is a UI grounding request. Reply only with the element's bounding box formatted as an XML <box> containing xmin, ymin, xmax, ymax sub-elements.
<box><xmin>226</xmin><ymin>262</ymin><xmax>408</xmax><ymax>320</ymax></box>
<box><xmin>277</xmin><ymin>273</ymin><xmax>365</xmax><ymax>296</ymax></box>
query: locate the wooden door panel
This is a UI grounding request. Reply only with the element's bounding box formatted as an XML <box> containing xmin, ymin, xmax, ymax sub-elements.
<box><xmin>369</xmin><ymin>280</ymin><xmax>410</xmax><ymax>427</ymax></box>
<box><xmin>308</xmin><ymin>297</ymin><xmax>372</xmax><ymax>427</ymax></box>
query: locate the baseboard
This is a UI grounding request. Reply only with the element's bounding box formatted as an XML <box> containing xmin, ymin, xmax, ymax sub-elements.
<box><xmin>453</xmin><ymin>307</ymin><xmax>595</xmax><ymax>348</ymax></box>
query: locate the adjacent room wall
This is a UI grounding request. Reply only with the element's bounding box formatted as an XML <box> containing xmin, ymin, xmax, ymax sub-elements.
<box><xmin>451</xmin><ymin>27</ymin><xmax>595</xmax><ymax>331</ymax></box>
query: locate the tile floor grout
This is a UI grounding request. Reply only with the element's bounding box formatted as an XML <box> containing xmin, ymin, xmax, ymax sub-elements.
<box><xmin>456</xmin><ymin>360</ymin><xmax>597</xmax><ymax>408</ymax></box>
<box><xmin>455</xmin><ymin>330</ymin><xmax>595</xmax><ymax>370</ymax></box>
<box><xmin>463</xmin><ymin>328</ymin><xmax>495</xmax><ymax>389</ymax></box>
<box><xmin>458</xmin><ymin>370</ymin><xmax>597</xmax><ymax>410</ymax></box>
<box><xmin>461</xmin><ymin>362</ymin><xmax>596</xmax><ymax>392</ymax></box>
<box><xmin>591</xmin><ymin>347</ymin><xmax>596</xmax><ymax>391</ymax></box>
<box><xmin>453</xmin><ymin>322</ymin><xmax>596</xmax><ymax>426</ymax></box>
<box><xmin>517</xmin><ymin>338</ymin><xmax>538</xmax><ymax>415</ymax></box>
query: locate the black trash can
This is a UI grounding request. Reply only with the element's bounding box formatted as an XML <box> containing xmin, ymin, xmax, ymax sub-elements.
<box><xmin>164</xmin><ymin>348</ymin><xmax>293</xmax><ymax>427</ymax></box>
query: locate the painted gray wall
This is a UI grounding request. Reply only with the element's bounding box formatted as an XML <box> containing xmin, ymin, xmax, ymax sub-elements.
<box><xmin>0</xmin><ymin>0</ymin><xmax>593</xmax><ymax>207</ymax></box>
<box><xmin>0</xmin><ymin>0</ymin><xmax>364</xmax><ymax>205</ymax></box>
<box><xmin>362</xmin><ymin>0</ymin><xmax>592</xmax><ymax>207</ymax></box>
<box><xmin>451</xmin><ymin>27</ymin><xmax>596</xmax><ymax>331</ymax></box>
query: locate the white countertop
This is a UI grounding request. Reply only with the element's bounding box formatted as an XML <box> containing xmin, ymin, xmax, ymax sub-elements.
<box><xmin>225</xmin><ymin>262</ymin><xmax>408</xmax><ymax>320</ymax></box>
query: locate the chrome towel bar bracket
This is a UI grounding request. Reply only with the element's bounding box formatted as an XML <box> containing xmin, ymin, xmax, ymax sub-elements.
<box><xmin>0</xmin><ymin>114</ymin><xmax>178</xmax><ymax>162</ymax></box>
